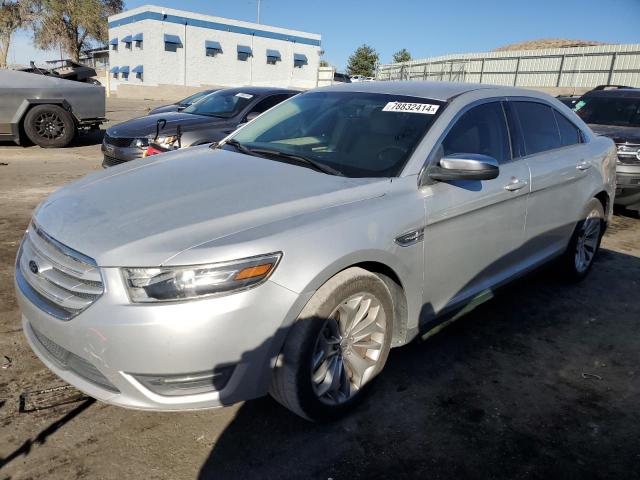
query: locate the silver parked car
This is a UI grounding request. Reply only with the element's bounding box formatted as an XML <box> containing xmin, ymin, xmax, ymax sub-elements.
<box><xmin>15</xmin><ymin>82</ymin><xmax>616</xmax><ymax>421</ymax></box>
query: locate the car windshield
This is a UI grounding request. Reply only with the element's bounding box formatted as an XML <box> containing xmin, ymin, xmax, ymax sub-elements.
<box><xmin>184</xmin><ymin>90</ymin><xmax>254</xmax><ymax>118</ymax></box>
<box><xmin>227</xmin><ymin>91</ymin><xmax>445</xmax><ymax>178</ymax></box>
<box><xmin>574</xmin><ymin>95</ymin><xmax>640</xmax><ymax>127</ymax></box>
<box><xmin>179</xmin><ymin>90</ymin><xmax>213</xmax><ymax>106</ymax></box>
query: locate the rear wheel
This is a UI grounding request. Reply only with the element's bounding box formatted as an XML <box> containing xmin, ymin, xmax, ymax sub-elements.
<box><xmin>560</xmin><ymin>198</ymin><xmax>605</xmax><ymax>281</ymax></box>
<box><xmin>270</xmin><ymin>267</ymin><xmax>394</xmax><ymax>421</ymax></box>
<box><xmin>24</xmin><ymin>104</ymin><xmax>76</xmax><ymax>148</ymax></box>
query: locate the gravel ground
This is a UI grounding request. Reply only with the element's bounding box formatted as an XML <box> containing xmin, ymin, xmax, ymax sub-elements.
<box><xmin>0</xmin><ymin>98</ymin><xmax>639</xmax><ymax>479</ymax></box>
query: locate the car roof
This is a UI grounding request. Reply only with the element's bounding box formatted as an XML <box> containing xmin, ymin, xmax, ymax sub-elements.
<box><xmin>316</xmin><ymin>80</ymin><xmax>530</xmax><ymax>101</ymax></box>
<box><xmin>217</xmin><ymin>86</ymin><xmax>300</xmax><ymax>96</ymax></box>
<box><xmin>583</xmin><ymin>88</ymin><xmax>640</xmax><ymax>99</ymax></box>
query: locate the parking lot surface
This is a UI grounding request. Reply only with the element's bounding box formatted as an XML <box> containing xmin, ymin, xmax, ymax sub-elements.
<box><xmin>1</xmin><ymin>98</ymin><xmax>639</xmax><ymax>479</ymax></box>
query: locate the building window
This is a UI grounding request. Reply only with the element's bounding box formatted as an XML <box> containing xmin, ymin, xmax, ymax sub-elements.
<box><xmin>294</xmin><ymin>53</ymin><xmax>308</xmax><ymax>68</ymax></box>
<box><xmin>110</xmin><ymin>66</ymin><xmax>119</xmax><ymax>79</ymax></box>
<box><xmin>109</xmin><ymin>38</ymin><xmax>118</xmax><ymax>51</ymax></box>
<box><xmin>237</xmin><ymin>45</ymin><xmax>252</xmax><ymax>61</ymax></box>
<box><xmin>132</xmin><ymin>65</ymin><xmax>143</xmax><ymax>81</ymax></box>
<box><xmin>122</xmin><ymin>35</ymin><xmax>132</xmax><ymax>49</ymax></box>
<box><xmin>266</xmin><ymin>49</ymin><xmax>281</xmax><ymax>65</ymax></box>
<box><xmin>133</xmin><ymin>33</ymin><xmax>143</xmax><ymax>49</ymax></box>
<box><xmin>164</xmin><ymin>34</ymin><xmax>182</xmax><ymax>52</ymax></box>
<box><xmin>119</xmin><ymin>66</ymin><xmax>129</xmax><ymax>81</ymax></box>
<box><xmin>205</xmin><ymin>40</ymin><xmax>222</xmax><ymax>57</ymax></box>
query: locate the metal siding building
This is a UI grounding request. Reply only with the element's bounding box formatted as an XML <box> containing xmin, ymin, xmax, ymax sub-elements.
<box><xmin>377</xmin><ymin>44</ymin><xmax>640</xmax><ymax>92</ymax></box>
<box><xmin>107</xmin><ymin>5</ymin><xmax>322</xmax><ymax>91</ymax></box>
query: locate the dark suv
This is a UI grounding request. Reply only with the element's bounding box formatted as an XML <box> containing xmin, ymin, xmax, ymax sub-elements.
<box><xmin>575</xmin><ymin>88</ymin><xmax>640</xmax><ymax>214</ymax></box>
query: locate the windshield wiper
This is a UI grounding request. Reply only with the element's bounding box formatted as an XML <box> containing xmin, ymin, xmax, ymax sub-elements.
<box><xmin>250</xmin><ymin>148</ymin><xmax>344</xmax><ymax>176</ymax></box>
<box><xmin>222</xmin><ymin>138</ymin><xmax>260</xmax><ymax>157</ymax></box>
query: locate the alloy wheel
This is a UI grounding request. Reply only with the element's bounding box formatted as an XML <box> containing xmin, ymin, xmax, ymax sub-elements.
<box><xmin>311</xmin><ymin>292</ymin><xmax>387</xmax><ymax>405</ymax></box>
<box><xmin>575</xmin><ymin>210</ymin><xmax>601</xmax><ymax>273</ymax></box>
<box><xmin>34</xmin><ymin>112</ymin><xmax>65</xmax><ymax>140</ymax></box>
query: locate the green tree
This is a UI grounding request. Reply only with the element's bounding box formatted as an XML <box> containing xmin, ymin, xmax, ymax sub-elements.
<box><xmin>346</xmin><ymin>44</ymin><xmax>379</xmax><ymax>77</ymax></box>
<box><xmin>33</xmin><ymin>0</ymin><xmax>122</xmax><ymax>62</ymax></box>
<box><xmin>0</xmin><ymin>0</ymin><xmax>40</xmax><ymax>68</ymax></box>
<box><xmin>392</xmin><ymin>48</ymin><xmax>411</xmax><ymax>63</ymax></box>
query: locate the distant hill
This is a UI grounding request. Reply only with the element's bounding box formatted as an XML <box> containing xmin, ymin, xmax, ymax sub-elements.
<box><xmin>494</xmin><ymin>39</ymin><xmax>607</xmax><ymax>51</ymax></box>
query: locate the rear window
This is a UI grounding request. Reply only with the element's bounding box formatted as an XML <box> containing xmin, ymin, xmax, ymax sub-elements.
<box><xmin>574</xmin><ymin>95</ymin><xmax>640</xmax><ymax>127</ymax></box>
<box><xmin>513</xmin><ymin>102</ymin><xmax>561</xmax><ymax>155</ymax></box>
<box><xmin>554</xmin><ymin>110</ymin><xmax>582</xmax><ymax>147</ymax></box>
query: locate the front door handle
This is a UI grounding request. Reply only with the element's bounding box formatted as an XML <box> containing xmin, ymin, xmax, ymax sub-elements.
<box><xmin>504</xmin><ymin>178</ymin><xmax>528</xmax><ymax>192</ymax></box>
<box><xmin>576</xmin><ymin>160</ymin><xmax>592</xmax><ymax>171</ymax></box>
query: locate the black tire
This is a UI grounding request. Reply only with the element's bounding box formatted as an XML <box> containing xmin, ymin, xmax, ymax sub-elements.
<box><xmin>559</xmin><ymin>198</ymin><xmax>605</xmax><ymax>282</ymax></box>
<box><xmin>23</xmin><ymin>104</ymin><xmax>76</xmax><ymax>148</ymax></box>
<box><xmin>270</xmin><ymin>267</ymin><xmax>394</xmax><ymax>421</ymax></box>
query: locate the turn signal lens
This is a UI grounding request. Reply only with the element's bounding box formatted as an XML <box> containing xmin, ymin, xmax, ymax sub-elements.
<box><xmin>234</xmin><ymin>263</ymin><xmax>273</xmax><ymax>280</ymax></box>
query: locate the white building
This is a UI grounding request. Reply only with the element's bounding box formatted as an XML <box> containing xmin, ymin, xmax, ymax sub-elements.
<box><xmin>107</xmin><ymin>5</ymin><xmax>322</xmax><ymax>92</ymax></box>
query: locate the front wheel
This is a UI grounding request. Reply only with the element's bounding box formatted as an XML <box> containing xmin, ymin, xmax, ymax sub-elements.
<box><xmin>559</xmin><ymin>198</ymin><xmax>605</xmax><ymax>281</ymax></box>
<box><xmin>270</xmin><ymin>267</ymin><xmax>394</xmax><ymax>421</ymax></box>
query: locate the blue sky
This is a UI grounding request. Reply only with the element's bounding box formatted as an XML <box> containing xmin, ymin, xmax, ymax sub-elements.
<box><xmin>9</xmin><ymin>0</ymin><xmax>640</xmax><ymax>69</ymax></box>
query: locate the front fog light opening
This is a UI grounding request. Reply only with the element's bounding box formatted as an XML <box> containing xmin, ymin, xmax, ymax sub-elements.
<box><xmin>133</xmin><ymin>365</ymin><xmax>235</xmax><ymax>396</ymax></box>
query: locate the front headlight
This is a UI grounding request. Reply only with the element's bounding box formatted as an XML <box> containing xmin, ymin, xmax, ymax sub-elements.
<box><xmin>122</xmin><ymin>252</ymin><xmax>282</xmax><ymax>303</ymax></box>
<box><xmin>133</xmin><ymin>138</ymin><xmax>149</xmax><ymax>149</ymax></box>
<box><xmin>156</xmin><ymin>135</ymin><xmax>179</xmax><ymax>149</ymax></box>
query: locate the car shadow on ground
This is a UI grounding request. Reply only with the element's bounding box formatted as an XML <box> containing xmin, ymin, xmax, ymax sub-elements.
<box><xmin>0</xmin><ymin>398</ymin><xmax>95</xmax><ymax>470</ymax></box>
<box><xmin>613</xmin><ymin>205</ymin><xmax>640</xmax><ymax>220</ymax></box>
<box><xmin>0</xmin><ymin>129</ymin><xmax>104</xmax><ymax>150</ymax></box>
<box><xmin>198</xmin><ymin>248</ymin><xmax>640</xmax><ymax>480</ymax></box>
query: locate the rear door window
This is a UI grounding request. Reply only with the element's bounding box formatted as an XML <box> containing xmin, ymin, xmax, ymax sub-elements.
<box><xmin>513</xmin><ymin>102</ymin><xmax>561</xmax><ymax>155</ymax></box>
<box><xmin>441</xmin><ymin>102</ymin><xmax>511</xmax><ymax>164</ymax></box>
<box><xmin>553</xmin><ymin>110</ymin><xmax>582</xmax><ymax>147</ymax></box>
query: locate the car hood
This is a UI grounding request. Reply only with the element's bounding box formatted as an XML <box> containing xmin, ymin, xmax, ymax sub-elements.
<box><xmin>33</xmin><ymin>147</ymin><xmax>387</xmax><ymax>266</ymax></box>
<box><xmin>106</xmin><ymin>112</ymin><xmax>227</xmax><ymax>138</ymax></box>
<box><xmin>588</xmin><ymin>123</ymin><xmax>640</xmax><ymax>144</ymax></box>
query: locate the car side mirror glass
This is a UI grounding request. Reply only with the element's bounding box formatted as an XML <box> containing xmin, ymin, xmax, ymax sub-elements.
<box><xmin>428</xmin><ymin>153</ymin><xmax>499</xmax><ymax>182</ymax></box>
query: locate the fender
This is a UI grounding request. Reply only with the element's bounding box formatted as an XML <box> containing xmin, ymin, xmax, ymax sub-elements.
<box><xmin>12</xmin><ymin>98</ymin><xmax>76</xmax><ymax>127</ymax></box>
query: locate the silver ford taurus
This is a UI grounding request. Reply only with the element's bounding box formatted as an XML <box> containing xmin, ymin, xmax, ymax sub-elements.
<box><xmin>15</xmin><ymin>82</ymin><xmax>616</xmax><ymax>421</ymax></box>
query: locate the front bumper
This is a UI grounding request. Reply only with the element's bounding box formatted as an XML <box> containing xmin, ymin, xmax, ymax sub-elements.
<box><xmin>101</xmin><ymin>143</ymin><xmax>145</xmax><ymax>168</ymax></box>
<box><xmin>16</xmin><ymin>267</ymin><xmax>309</xmax><ymax>411</ymax></box>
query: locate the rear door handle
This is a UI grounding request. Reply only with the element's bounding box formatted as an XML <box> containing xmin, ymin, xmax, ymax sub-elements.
<box><xmin>504</xmin><ymin>178</ymin><xmax>528</xmax><ymax>192</ymax></box>
<box><xmin>576</xmin><ymin>160</ymin><xmax>592</xmax><ymax>171</ymax></box>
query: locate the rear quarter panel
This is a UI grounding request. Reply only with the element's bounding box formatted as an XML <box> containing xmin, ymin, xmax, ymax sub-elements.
<box><xmin>591</xmin><ymin>135</ymin><xmax>617</xmax><ymax>220</ymax></box>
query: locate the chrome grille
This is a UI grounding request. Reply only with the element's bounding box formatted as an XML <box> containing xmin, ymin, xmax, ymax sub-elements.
<box><xmin>616</xmin><ymin>143</ymin><xmax>640</xmax><ymax>165</ymax></box>
<box><xmin>103</xmin><ymin>134</ymin><xmax>133</xmax><ymax>147</ymax></box>
<box><xmin>17</xmin><ymin>223</ymin><xmax>103</xmax><ymax>320</ymax></box>
<box><xmin>30</xmin><ymin>325</ymin><xmax>119</xmax><ymax>392</ymax></box>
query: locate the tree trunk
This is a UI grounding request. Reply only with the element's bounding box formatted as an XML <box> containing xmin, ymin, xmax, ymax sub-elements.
<box><xmin>0</xmin><ymin>32</ymin><xmax>11</xmax><ymax>69</ymax></box>
<box><xmin>70</xmin><ymin>26</ymin><xmax>80</xmax><ymax>62</ymax></box>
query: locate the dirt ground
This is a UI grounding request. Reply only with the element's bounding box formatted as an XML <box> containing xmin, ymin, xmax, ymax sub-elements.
<box><xmin>0</xmin><ymin>98</ymin><xmax>639</xmax><ymax>479</ymax></box>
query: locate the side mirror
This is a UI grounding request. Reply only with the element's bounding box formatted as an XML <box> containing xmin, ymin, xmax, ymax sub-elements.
<box><xmin>429</xmin><ymin>153</ymin><xmax>499</xmax><ymax>181</ymax></box>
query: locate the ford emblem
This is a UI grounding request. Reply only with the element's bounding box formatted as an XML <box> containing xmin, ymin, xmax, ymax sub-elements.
<box><xmin>28</xmin><ymin>260</ymin><xmax>39</xmax><ymax>274</ymax></box>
